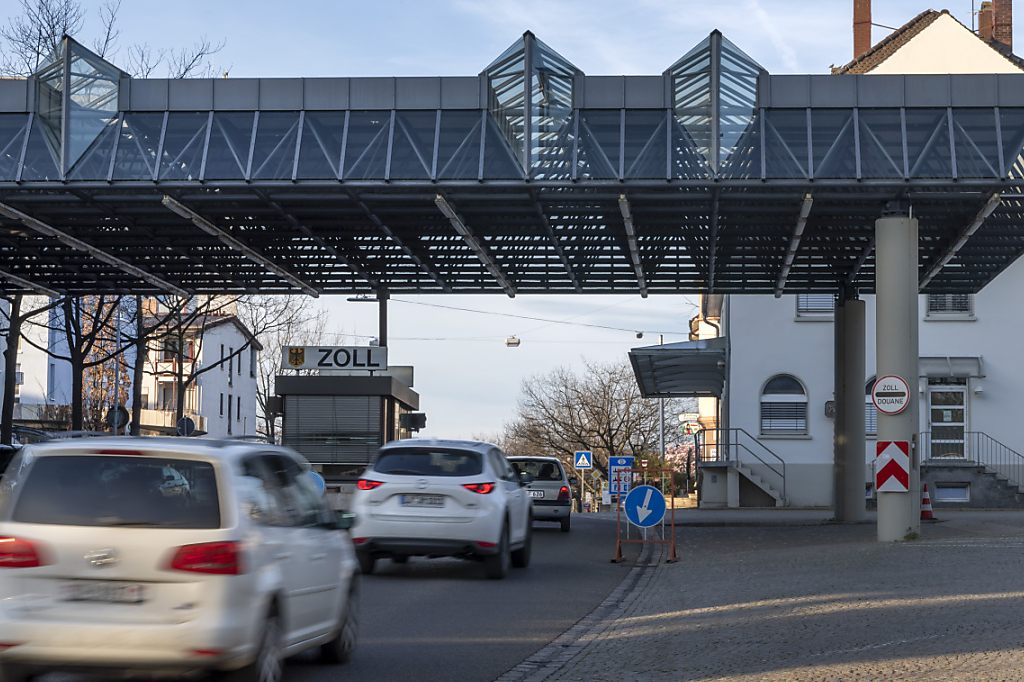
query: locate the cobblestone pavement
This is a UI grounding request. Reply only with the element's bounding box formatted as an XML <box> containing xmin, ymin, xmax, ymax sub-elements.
<box><xmin>520</xmin><ymin>511</ymin><xmax>1024</xmax><ymax>681</ymax></box>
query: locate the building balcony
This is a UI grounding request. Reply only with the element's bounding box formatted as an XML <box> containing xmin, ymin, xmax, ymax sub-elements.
<box><xmin>139</xmin><ymin>409</ymin><xmax>207</xmax><ymax>434</ymax></box>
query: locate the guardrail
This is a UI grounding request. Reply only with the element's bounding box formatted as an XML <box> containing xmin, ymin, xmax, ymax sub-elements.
<box><xmin>696</xmin><ymin>428</ymin><xmax>787</xmax><ymax>502</ymax></box>
<box><xmin>919</xmin><ymin>431</ymin><xmax>1024</xmax><ymax>491</ymax></box>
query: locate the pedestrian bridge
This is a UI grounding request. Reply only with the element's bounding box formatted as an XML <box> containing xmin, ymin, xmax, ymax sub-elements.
<box><xmin>0</xmin><ymin>31</ymin><xmax>1021</xmax><ymax>296</ymax></box>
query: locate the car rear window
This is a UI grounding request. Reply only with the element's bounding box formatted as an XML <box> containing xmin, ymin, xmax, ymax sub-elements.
<box><xmin>11</xmin><ymin>455</ymin><xmax>220</xmax><ymax>529</ymax></box>
<box><xmin>374</xmin><ymin>448</ymin><xmax>482</xmax><ymax>477</ymax></box>
<box><xmin>510</xmin><ymin>459</ymin><xmax>565</xmax><ymax>481</ymax></box>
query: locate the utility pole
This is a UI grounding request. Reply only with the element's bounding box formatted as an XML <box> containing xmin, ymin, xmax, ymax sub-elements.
<box><xmin>659</xmin><ymin>334</ymin><xmax>665</xmax><ymax>464</ymax></box>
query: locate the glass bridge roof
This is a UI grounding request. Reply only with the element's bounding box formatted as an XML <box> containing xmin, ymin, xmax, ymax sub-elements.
<box><xmin>0</xmin><ymin>34</ymin><xmax>1021</xmax><ymax>297</ymax></box>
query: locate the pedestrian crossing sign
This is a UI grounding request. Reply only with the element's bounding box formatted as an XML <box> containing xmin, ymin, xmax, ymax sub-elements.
<box><xmin>574</xmin><ymin>451</ymin><xmax>593</xmax><ymax>469</ymax></box>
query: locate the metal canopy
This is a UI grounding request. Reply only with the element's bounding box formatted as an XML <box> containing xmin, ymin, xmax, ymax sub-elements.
<box><xmin>0</xmin><ymin>34</ymin><xmax>1023</xmax><ymax>296</ymax></box>
<box><xmin>629</xmin><ymin>337</ymin><xmax>727</xmax><ymax>398</ymax></box>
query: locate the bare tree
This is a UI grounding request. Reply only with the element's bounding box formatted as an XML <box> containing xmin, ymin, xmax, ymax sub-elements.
<box><xmin>0</xmin><ymin>294</ymin><xmax>62</xmax><ymax>443</ymax></box>
<box><xmin>502</xmin><ymin>360</ymin><xmax>693</xmax><ymax>482</ymax></box>
<box><xmin>236</xmin><ymin>297</ymin><xmax>327</xmax><ymax>442</ymax></box>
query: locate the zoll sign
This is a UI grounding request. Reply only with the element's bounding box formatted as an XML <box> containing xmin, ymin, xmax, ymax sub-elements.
<box><xmin>871</xmin><ymin>375</ymin><xmax>911</xmax><ymax>415</ymax></box>
<box><xmin>282</xmin><ymin>346</ymin><xmax>387</xmax><ymax>371</ymax></box>
<box><xmin>875</xmin><ymin>441</ymin><xmax>910</xmax><ymax>492</ymax></box>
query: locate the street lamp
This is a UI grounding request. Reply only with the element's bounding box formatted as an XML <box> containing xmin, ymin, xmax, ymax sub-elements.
<box><xmin>347</xmin><ymin>290</ymin><xmax>389</xmax><ymax>347</ymax></box>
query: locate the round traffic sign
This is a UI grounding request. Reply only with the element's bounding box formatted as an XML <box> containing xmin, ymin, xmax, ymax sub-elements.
<box><xmin>623</xmin><ymin>485</ymin><xmax>666</xmax><ymax>528</ymax></box>
<box><xmin>176</xmin><ymin>416</ymin><xmax>196</xmax><ymax>437</ymax></box>
<box><xmin>871</xmin><ymin>375</ymin><xmax>911</xmax><ymax>415</ymax></box>
<box><xmin>308</xmin><ymin>471</ymin><xmax>327</xmax><ymax>496</ymax></box>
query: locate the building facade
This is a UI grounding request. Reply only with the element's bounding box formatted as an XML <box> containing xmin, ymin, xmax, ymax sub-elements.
<box><xmin>718</xmin><ymin>3</ymin><xmax>1024</xmax><ymax>508</ymax></box>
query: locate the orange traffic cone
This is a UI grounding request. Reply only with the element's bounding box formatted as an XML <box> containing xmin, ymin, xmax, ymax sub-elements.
<box><xmin>921</xmin><ymin>484</ymin><xmax>935</xmax><ymax>521</ymax></box>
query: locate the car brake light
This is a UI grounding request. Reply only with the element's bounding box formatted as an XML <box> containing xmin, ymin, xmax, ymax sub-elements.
<box><xmin>0</xmin><ymin>643</ymin><xmax>22</xmax><ymax>651</ymax></box>
<box><xmin>352</xmin><ymin>537</ymin><xmax>369</xmax><ymax>545</ymax></box>
<box><xmin>475</xmin><ymin>541</ymin><xmax>497</xmax><ymax>549</ymax></box>
<box><xmin>357</xmin><ymin>479</ymin><xmax>383</xmax><ymax>491</ymax></box>
<box><xmin>463</xmin><ymin>482</ymin><xmax>495</xmax><ymax>495</ymax></box>
<box><xmin>0</xmin><ymin>537</ymin><xmax>46</xmax><ymax>568</ymax></box>
<box><xmin>96</xmin><ymin>449</ymin><xmax>145</xmax><ymax>456</ymax></box>
<box><xmin>558</xmin><ymin>486</ymin><xmax>570</xmax><ymax>502</ymax></box>
<box><xmin>168</xmin><ymin>541</ymin><xmax>243</xmax><ymax>575</ymax></box>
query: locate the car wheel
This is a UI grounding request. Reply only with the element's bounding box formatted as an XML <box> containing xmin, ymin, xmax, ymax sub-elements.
<box><xmin>221</xmin><ymin>612</ymin><xmax>283</xmax><ymax>682</ymax></box>
<box><xmin>0</xmin><ymin>664</ymin><xmax>36</xmax><ymax>682</ymax></box>
<box><xmin>511</xmin><ymin>517</ymin><xmax>531</xmax><ymax>568</ymax></box>
<box><xmin>356</xmin><ymin>549</ymin><xmax>376</xmax><ymax>575</ymax></box>
<box><xmin>483</xmin><ymin>522</ymin><xmax>510</xmax><ymax>579</ymax></box>
<box><xmin>560</xmin><ymin>516</ymin><xmax>571</xmax><ymax>533</ymax></box>
<box><xmin>320</xmin><ymin>579</ymin><xmax>359</xmax><ymax>664</ymax></box>
<box><xmin>392</xmin><ymin>555</ymin><xmax>408</xmax><ymax>565</ymax></box>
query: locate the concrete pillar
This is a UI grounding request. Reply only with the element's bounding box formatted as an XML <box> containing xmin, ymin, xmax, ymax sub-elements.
<box><xmin>726</xmin><ymin>467</ymin><xmax>740</xmax><ymax>508</ymax></box>
<box><xmin>875</xmin><ymin>213</ymin><xmax>921</xmax><ymax>542</ymax></box>
<box><xmin>834</xmin><ymin>295</ymin><xmax>866</xmax><ymax>522</ymax></box>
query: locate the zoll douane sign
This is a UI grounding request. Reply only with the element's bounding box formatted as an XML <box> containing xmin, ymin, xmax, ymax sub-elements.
<box><xmin>875</xmin><ymin>441</ymin><xmax>910</xmax><ymax>492</ymax></box>
<box><xmin>871</xmin><ymin>375</ymin><xmax>911</xmax><ymax>415</ymax></box>
<box><xmin>281</xmin><ymin>346</ymin><xmax>387</xmax><ymax>371</ymax></box>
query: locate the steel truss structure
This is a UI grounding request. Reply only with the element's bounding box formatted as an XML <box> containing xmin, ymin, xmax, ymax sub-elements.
<box><xmin>0</xmin><ymin>33</ymin><xmax>1023</xmax><ymax>296</ymax></box>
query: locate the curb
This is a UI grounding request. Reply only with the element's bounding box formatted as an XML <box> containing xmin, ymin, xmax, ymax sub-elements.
<box><xmin>494</xmin><ymin>540</ymin><xmax>661</xmax><ymax>682</ymax></box>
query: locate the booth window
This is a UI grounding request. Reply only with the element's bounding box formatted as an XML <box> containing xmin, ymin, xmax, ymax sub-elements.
<box><xmin>760</xmin><ymin>374</ymin><xmax>808</xmax><ymax>434</ymax></box>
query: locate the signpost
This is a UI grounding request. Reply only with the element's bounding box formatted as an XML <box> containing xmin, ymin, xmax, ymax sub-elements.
<box><xmin>282</xmin><ymin>346</ymin><xmax>388</xmax><ymax>372</ymax></box>
<box><xmin>612</xmin><ymin>465</ymin><xmax>678</xmax><ymax>564</ymax></box>
<box><xmin>574</xmin><ymin>451</ymin><xmax>593</xmax><ymax>512</ymax></box>
<box><xmin>872</xmin><ymin>375</ymin><xmax>911</xmax><ymax>415</ymax></box>
<box><xmin>609</xmin><ymin>456</ymin><xmax>635</xmax><ymax>496</ymax></box>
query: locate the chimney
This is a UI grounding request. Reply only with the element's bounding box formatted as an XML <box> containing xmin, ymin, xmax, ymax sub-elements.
<box><xmin>854</xmin><ymin>0</ymin><xmax>873</xmax><ymax>59</ymax></box>
<box><xmin>993</xmin><ymin>0</ymin><xmax>1013</xmax><ymax>51</ymax></box>
<box><xmin>980</xmin><ymin>1</ymin><xmax>994</xmax><ymax>42</ymax></box>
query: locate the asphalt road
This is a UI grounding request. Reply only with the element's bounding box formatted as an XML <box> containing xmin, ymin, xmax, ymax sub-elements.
<box><xmin>288</xmin><ymin>513</ymin><xmax>639</xmax><ymax>682</ymax></box>
<box><xmin>44</xmin><ymin>513</ymin><xmax>638</xmax><ymax>682</ymax></box>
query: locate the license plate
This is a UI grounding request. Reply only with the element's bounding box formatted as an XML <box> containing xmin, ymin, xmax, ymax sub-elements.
<box><xmin>61</xmin><ymin>581</ymin><xmax>147</xmax><ymax>604</ymax></box>
<box><xmin>527</xmin><ymin>490</ymin><xmax>544</xmax><ymax>498</ymax></box>
<box><xmin>400</xmin><ymin>494</ymin><xmax>444</xmax><ymax>508</ymax></box>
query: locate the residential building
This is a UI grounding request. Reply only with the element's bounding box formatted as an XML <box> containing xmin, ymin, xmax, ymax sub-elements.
<box><xmin>13</xmin><ymin>297</ymin><xmax>260</xmax><ymax>438</ymax></box>
<box><xmin>709</xmin><ymin>2</ymin><xmax>1024</xmax><ymax>508</ymax></box>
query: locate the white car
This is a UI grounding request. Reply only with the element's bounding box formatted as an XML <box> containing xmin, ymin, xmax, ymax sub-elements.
<box><xmin>350</xmin><ymin>440</ymin><xmax>533</xmax><ymax>579</ymax></box>
<box><xmin>0</xmin><ymin>437</ymin><xmax>359</xmax><ymax>682</ymax></box>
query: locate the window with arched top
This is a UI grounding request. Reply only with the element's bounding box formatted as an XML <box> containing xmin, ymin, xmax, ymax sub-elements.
<box><xmin>865</xmin><ymin>377</ymin><xmax>878</xmax><ymax>436</ymax></box>
<box><xmin>760</xmin><ymin>374</ymin><xmax>808</xmax><ymax>434</ymax></box>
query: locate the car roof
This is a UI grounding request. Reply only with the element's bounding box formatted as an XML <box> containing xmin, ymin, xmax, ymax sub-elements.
<box><xmin>379</xmin><ymin>438</ymin><xmax>496</xmax><ymax>454</ymax></box>
<box><xmin>507</xmin><ymin>455</ymin><xmax>563</xmax><ymax>463</ymax></box>
<box><xmin>19</xmin><ymin>436</ymin><xmax>301</xmax><ymax>465</ymax></box>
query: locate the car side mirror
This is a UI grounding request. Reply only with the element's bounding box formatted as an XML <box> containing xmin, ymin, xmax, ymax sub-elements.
<box><xmin>518</xmin><ymin>472</ymin><xmax>534</xmax><ymax>487</ymax></box>
<box><xmin>336</xmin><ymin>511</ymin><xmax>356</xmax><ymax>531</ymax></box>
<box><xmin>569</xmin><ymin>477</ymin><xmax>579</xmax><ymax>487</ymax></box>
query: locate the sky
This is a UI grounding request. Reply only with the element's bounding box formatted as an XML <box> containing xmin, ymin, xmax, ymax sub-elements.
<box><xmin>4</xmin><ymin>0</ymin><xmax>1016</xmax><ymax>438</ymax></box>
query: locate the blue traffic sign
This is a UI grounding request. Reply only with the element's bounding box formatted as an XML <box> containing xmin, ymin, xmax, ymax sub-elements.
<box><xmin>308</xmin><ymin>471</ymin><xmax>327</xmax><ymax>496</ymax></box>
<box><xmin>574</xmin><ymin>451</ymin><xmax>593</xmax><ymax>469</ymax></box>
<box><xmin>623</xmin><ymin>485</ymin><xmax>666</xmax><ymax>528</ymax></box>
<box><xmin>610</xmin><ymin>456</ymin><xmax>635</xmax><ymax>468</ymax></box>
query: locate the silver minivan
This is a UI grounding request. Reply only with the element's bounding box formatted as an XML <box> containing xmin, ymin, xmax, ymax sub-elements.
<box><xmin>508</xmin><ymin>456</ymin><xmax>575</xmax><ymax>532</ymax></box>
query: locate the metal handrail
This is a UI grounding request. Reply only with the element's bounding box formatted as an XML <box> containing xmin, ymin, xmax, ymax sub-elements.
<box><xmin>696</xmin><ymin>428</ymin><xmax>787</xmax><ymax>502</ymax></box>
<box><xmin>919</xmin><ymin>431</ymin><xmax>1024</xmax><ymax>491</ymax></box>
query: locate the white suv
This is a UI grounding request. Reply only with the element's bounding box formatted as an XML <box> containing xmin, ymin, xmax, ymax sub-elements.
<box><xmin>0</xmin><ymin>437</ymin><xmax>359</xmax><ymax>682</ymax></box>
<box><xmin>350</xmin><ymin>440</ymin><xmax>533</xmax><ymax>579</ymax></box>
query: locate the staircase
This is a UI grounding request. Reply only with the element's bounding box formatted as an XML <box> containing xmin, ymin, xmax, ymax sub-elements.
<box><xmin>919</xmin><ymin>432</ymin><xmax>1024</xmax><ymax>508</ymax></box>
<box><xmin>696</xmin><ymin>428</ymin><xmax>787</xmax><ymax>507</ymax></box>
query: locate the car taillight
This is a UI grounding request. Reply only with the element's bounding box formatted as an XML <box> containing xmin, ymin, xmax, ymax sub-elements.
<box><xmin>168</xmin><ymin>541</ymin><xmax>243</xmax><ymax>575</ymax></box>
<box><xmin>558</xmin><ymin>485</ymin><xmax>570</xmax><ymax>502</ymax></box>
<box><xmin>357</xmin><ymin>479</ymin><xmax>383</xmax><ymax>491</ymax></box>
<box><xmin>0</xmin><ymin>537</ymin><xmax>45</xmax><ymax>569</ymax></box>
<box><xmin>463</xmin><ymin>482</ymin><xmax>495</xmax><ymax>495</ymax></box>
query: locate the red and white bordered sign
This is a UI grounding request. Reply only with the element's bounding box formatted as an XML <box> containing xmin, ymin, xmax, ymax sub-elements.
<box><xmin>871</xmin><ymin>375</ymin><xmax>911</xmax><ymax>415</ymax></box>
<box><xmin>875</xmin><ymin>441</ymin><xmax>910</xmax><ymax>492</ymax></box>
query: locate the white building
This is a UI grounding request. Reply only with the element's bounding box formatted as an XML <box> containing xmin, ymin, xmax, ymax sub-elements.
<box><xmin>13</xmin><ymin>297</ymin><xmax>260</xmax><ymax>438</ymax></box>
<box><xmin>708</xmin><ymin>3</ymin><xmax>1024</xmax><ymax>508</ymax></box>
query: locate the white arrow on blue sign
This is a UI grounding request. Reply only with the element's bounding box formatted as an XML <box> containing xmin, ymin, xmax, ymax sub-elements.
<box><xmin>574</xmin><ymin>451</ymin><xmax>593</xmax><ymax>469</ymax></box>
<box><xmin>623</xmin><ymin>485</ymin><xmax>667</xmax><ymax>528</ymax></box>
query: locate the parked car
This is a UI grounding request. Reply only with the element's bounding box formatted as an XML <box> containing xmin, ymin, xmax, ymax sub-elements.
<box><xmin>509</xmin><ymin>456</ymin><xmax>576</xmax><ymax>532</ymax></box>
<box><xmin>349</xmin><ymin>439</ymin><xmax>533</xmax><ymax>579</ymax></box>
<box><xmin>0</xmin><ymin>437</ymin><xmax>359</xmax><ymax>682</ymax></box>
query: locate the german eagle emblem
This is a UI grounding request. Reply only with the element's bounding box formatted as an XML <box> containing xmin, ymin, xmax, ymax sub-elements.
<box><xmin>287</xmin><ymin>347</ymin><xmax>305</xmax><ymax>368</ymax></box>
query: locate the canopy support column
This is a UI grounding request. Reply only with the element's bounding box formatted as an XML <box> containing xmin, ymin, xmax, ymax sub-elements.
<box><xmin>875</xmin><ymin>209</ymin><xmax>920</xmax><ymax>542</ymax></box>
<box><xmin>833</xmin><ymin>291</ymin><xmax>866</xmax><ymax>523</ymax></box>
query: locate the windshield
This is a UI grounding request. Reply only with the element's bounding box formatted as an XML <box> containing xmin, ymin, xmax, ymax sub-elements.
<box><xmin>510</xmin><ymin>459</ymin><xmax>565</xmax><ymax>481</ymax></box>
<box><xmin>11</xmin><ymin>455</ymin><xmax>221</xmax><ymax>528</ymax></box>
<box><xmin>374</xmin><ymin>448</ymin><xmax>482</xmax><ymax>477</ymax></box>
